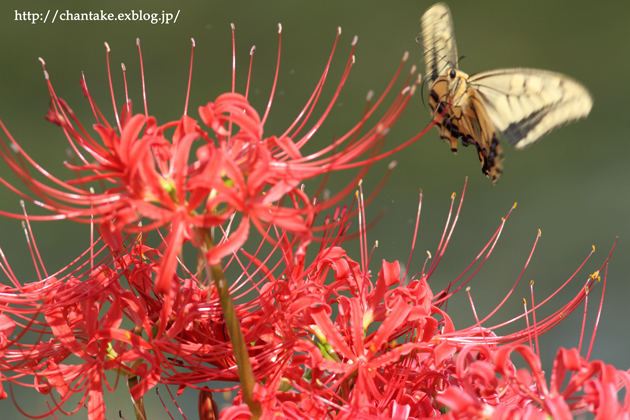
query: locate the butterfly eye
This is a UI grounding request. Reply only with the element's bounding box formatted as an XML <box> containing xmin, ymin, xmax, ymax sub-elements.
<box><xmin>449</xmin><ymin>69</ymin><xmax>456</xmax><ymax>79</ymax></box>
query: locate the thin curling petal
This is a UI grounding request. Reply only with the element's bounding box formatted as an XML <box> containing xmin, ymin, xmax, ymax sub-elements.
<box><xmin>87</xmin><ymin>368</ymin><xmax>105</xmax><ymax>420</ymax></box>
<box><xmin>155</xmin><ymin>211</ymin><xmax>187</xmax><ymax>294</ymax></box>
<box><xmin>99</xmin><ymin>219</ymin><xmax>122</xmax><ymax>252</ymax></box>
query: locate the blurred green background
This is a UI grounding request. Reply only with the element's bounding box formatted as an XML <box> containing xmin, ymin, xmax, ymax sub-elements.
<box><xmin>0</xmin><ymin>0</ymin><xmax>628</xmax><ymax>418</ymax></box>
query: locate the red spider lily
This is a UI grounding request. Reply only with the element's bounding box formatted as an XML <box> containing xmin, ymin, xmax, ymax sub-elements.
<box><xmin>0</xmin><ymin>25</ymin><xmax>423</xmax><ymax>295</ymax></box>
<box><xmin>0</xmin><ymin>26</ymin><xmax>429</xmax><ymax>418</ymax></box>
<box><xmin>438</xmin><ymin>344</ymin><xmax>630</xmax><ymax>419</ymax></box>
<box><xmin>0</xmin><ymin>179</ymin><xmax>622</xmax><ymax>420</ymax></box>
<box><xmin>0</xmin><ymin>245</ymin><xmax>162</xmax><ymax>419</ymax></box>
<box><xmin>197</xmin><ymin>183</ymin><xmax>619</xmax><ymax>420</ymax></box>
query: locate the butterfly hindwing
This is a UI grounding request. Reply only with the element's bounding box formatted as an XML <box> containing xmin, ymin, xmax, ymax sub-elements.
<box><xmin>429</xmin><ymin>76</ymin><xmax>504</xmax><ymax>183</ymax></box>
<box><xmin>462</xmin><ymin>88</ymin><xmax>504</xmax><ymax>183</ymax></box>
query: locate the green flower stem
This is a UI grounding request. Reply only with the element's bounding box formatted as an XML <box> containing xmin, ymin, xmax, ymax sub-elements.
<box><xmin>200</xmin><ymin>229</ymin><xmax>262</xmax><ymax>419</ymax></box>
<box><xmin>127</xmin><ymin>375</ymin><xmax>147</xmax><ymax>420</ymax></box>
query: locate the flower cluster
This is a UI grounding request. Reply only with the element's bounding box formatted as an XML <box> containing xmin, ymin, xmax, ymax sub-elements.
<box><xmin>0</xmin><ymin>24</ymin><xmax>627</xmax><ymax>420</ymax></box>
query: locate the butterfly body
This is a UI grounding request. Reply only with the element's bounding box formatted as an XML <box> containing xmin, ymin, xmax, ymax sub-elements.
<box><xmin>421</xmin><ymin>3</ymin><xmax>593</xmax><ymax>184</ymax></box>
<box><xmin>429</xmin><ymin>70</ymin><xmax>504</xmax><ymax>182</ymax></box>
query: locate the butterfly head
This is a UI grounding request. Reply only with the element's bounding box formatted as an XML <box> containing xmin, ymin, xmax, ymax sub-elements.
<box><xmin>445</xmin><ymin>68</ymin><xmax>470</xmax><ymax>106</ymax></box>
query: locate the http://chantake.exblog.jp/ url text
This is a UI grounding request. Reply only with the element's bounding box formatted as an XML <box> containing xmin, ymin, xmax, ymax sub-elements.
<box><xmin>15</xmin><ymin>10</ymin><xmax>180</xmax><ymax>25</ymax></box>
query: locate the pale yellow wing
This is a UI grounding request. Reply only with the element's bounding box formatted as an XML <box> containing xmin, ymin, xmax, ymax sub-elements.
<box><xmin>421</xmin><ymin>2</ymin><xmax>458</xmax><ymax>84</ymax></box>
<box><xmin>469</xmin><ymin>68</ymin><xmax>593</xmax><ymax>149</ymax></box>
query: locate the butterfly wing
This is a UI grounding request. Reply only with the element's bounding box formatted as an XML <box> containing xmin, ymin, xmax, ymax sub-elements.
<box><xmin>456</xmin><ymin>89</ymin><xmax>504</xmax><ymax>183</ymax></box>
<box><xmin>421</xmin><ymin>2</ymin><xmax>458</xmax><ymax>84</ymax></box>
<box><xmin>469</xmin><ymin>68</ymin><xmax>593</xmax><ymax>149</ymax></box>
<box><xmin>422</xmin><ymin>2</ymin><xmax>461</xmax><ymax>151</ymax></box>
<box><xmin>422</xmin><ymin>3</ymin><xmax>503</xmax><ymax>183</ymax></box>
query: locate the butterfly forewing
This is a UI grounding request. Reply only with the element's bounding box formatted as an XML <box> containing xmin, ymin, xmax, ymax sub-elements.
<box><xmin>421</xmin><ymin>2</ymin><xmax>458</xmax><ymax>84</ymax></box>
<box><xmin>420</xmin><ymin>3</ymin><xmax>593</xmax><ymax>184</ymax></box>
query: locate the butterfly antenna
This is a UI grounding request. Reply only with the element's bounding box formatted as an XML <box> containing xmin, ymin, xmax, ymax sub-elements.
<box><xmin>458</xmin><ymin>54</ymin><xmax>466</xmax><ymax>66</ymax></box>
